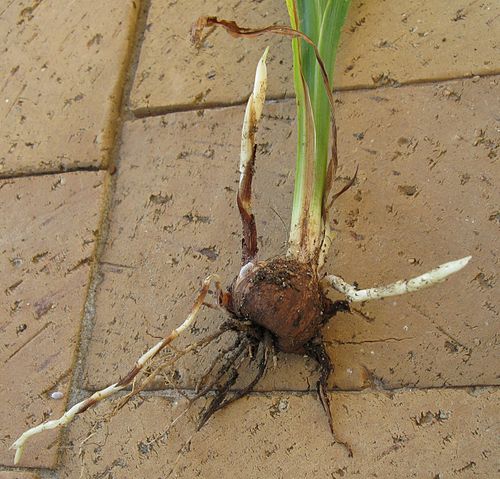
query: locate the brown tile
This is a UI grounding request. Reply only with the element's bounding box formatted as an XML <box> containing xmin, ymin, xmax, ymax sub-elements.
<box><xmin>130</xmin><ymin>0</ymin><xmax>499</xmax><ymax>112</ymax></box>
<box><xmin>337</xmin><ymin>0</ymin><xmax>499</xmax><ymax>87</ymax></box>
<box><xmin>0</xmin><ymin>1</ymin><xmax>139</xmax><ymax>176</ymax></box>
<box><xmin>0</xmin><ymin>172</ymin><xmax>106</xmax><ymax>467</ymax></box>
<box><xmin>323</xmin><ymin>76</ymin><xmax>499</xmax><ymax>390</ymax></box>
<box><xmin>58</xmin><ymin>388</ymin><xmax>498</xmax><ymax>478</ymax></box>
<box><xmin>84</xmin><ymin>76</ymin><xmax>498</xmax><ymax>393</ymax></box>
<box><xmin>130</xmin><ymin>0</ymin><xmax>290</xmax><ymax>113</ymax></box>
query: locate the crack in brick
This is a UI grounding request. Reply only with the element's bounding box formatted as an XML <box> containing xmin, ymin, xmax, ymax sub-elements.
<box><xmin>5</xmin><ymin>321</ymin><xmax>52</xmax><ymax>362</ymax></box>
<box><xmin>327</xmin><ymin>337</ymin><xmax>415</xmax><ymax>346</ymax></box>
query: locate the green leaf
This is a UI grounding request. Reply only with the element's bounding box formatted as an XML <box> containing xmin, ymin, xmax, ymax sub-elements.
<box><xmin>287</xmin><ymin>0</ymin><xmax>351</xmax><ymax>262</ymax></box>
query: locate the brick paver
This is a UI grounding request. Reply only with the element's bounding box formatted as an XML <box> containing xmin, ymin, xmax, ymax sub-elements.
<box><xmin>323</xmin><ymin>76</ymin><xmax>499</xmax><ymax>390</ymax></box>
<box><xmin>84</xmin><ymin>76</ymin><xmax>498</xmax><ymax>393</ymax></box>
<box><xmin>0</xmin><ymin>1</ymin><xmax>139</xmax><ymax>176</ymax></box>
<box><xmin>59</xmin><ymin>389</ymin><xmax>498</xmax><ymax>478</ymax></box>
<box><xmin>0</xmin><ymin>172</ymin><xmax>106</xmax><ymax>467</ymax></box>
<box><xmin>130</xmin><ymin>0</ymin><xmax>499</xmax><ymax>113</ymax></box>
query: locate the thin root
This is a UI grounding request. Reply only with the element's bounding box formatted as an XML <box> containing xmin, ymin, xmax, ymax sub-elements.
<box><xmin>305</xmin><ymin>340</ymin><xmax>353</xmax><ymax>457</ymax></box>
<box><xmin>11</xmin><ymin>275</ymin><xmax>224</xmax><ymax>465</ymax></box>
<box><xmin>194</xmin><ymin>335</ymin><xmax>248</xmax><ymax>398</ymax></box>
<box><xmin>196</xmin><ymin>340</ymin><xmax>250</xmax><ymax>429</ymax></box>
<box><xmin>197</xmin><ymin>331</ymin><xmax>272</xmax><ymax>430</ymax></box>
<box><xmin>116</xmin><ymin>326</ymin><xmax>234</xmax><ymax>413</ymax></box>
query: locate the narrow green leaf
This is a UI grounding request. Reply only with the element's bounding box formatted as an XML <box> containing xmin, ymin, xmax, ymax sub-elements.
<box><xmin>287</xmin><ymin>0</ymin><xmax>351</xmax><ymax>262</ymax></box>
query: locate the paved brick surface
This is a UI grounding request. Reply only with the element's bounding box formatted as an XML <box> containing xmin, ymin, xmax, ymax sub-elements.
<box><xmin>130</xmin><ymin>0</ymin><xmax>499</xmax><ymax>112</ymax></box>
<box><xmin>2</xmin><ymin>0</ymin><xmax>499</xmax><ymax>476</ymax></box>
<box><xmin>0</xmin><ymin>172</ymin><xmax>106</xmax><ymax>467</ymax></box>
<box><xmin>0</xmin><ymin>1</ymin><xmax>139</xmax><ymax>176</ymax></box>
<box><xmin>59</xmin><ymin>388</ymin><xmax>498</xmax><ymax>478</ymax></box>
<box><xmin>83</xmin><ymin>76</ymin><xmax>498</xmax><ymax>392</ymax></box>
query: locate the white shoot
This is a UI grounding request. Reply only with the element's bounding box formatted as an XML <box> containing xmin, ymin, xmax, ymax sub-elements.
<box><xmin>250</xmin><ymin>46</ymin><xmax>269</xmax><ymax>123</ymax></box>
<box><xmin>324</xmin><ymin>256</ymin><xmax>471</xmax><ymax>302</ymax></box>
<box><xmin>239</xmin><ymin>47</ymin><xmax>269</xmax><ymax>206</ymax></box>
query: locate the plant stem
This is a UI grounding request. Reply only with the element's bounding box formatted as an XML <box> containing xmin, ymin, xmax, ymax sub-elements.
<box><xmin>286</xmin><ymin>0</ymin><xmax>350</xmax><ymax>263</ymax></box>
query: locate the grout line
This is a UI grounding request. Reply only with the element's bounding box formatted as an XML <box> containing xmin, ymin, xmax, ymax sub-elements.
<box><xmin>0</xmin><ymin>466</ymin><xmax>58</xmax><ymax>478</ymax></box>
<box><xmin>107</xmin><ymin>0</ymin><xmax>154</xmax><ymax>150</ymax></box>
<box><xmin>131</xmin><ymin>70</ymin><xmax>500</xmax><ymax>119</ymax></box>
<box><xmin>0</xmin><ymin>165</ymin><xmax>104</xmax><ymax>181</ymax></box>
<box><xmin>98</xmin><ymin>0</ymin><xmax>148</xmax><ymax>170</ymax></box>
<box><xmin>132</xmin><ymin>95</ymin><xmax>289</xmax><ymax>118</ymax></box>
<box><xmin>52</xmin><ymin>0</ymin><xmax>154</xmax><ymax>472</ymax></box>
<box><xmin>63</xmin><ymin>0</ymin><xmax>153</xmax><ymax>418</ymax></box>
<box><xmin>75</xmin><ymin>383</ymin><xmax>499</xmax><ymax>398</ymax></box>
